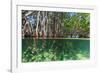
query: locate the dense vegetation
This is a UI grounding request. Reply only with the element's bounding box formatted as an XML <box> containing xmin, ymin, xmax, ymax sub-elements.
<box><xmin>22</xmin><ymin>10</ymin><xmax>90</xmax><ymax>62</ymax></box>
<box><xmin>22</xmin><ymin>11</ymin><xmax>90</xmax><ymax>38</ymax></box>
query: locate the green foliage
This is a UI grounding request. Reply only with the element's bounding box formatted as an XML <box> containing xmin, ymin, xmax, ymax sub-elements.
<box><xmin>22</xmin><ymin>11</ymin><xmax>90</xmax><ymax>63</ymax></box>
<box><xmin>63</xmin><ymin>13</ymin><xmax>90</xmax><ymax>38</ymax></box>
<box><xmin>22</xmin><ymin>11</ymin><xmax>90</xmax><ymax>38</ymax></box>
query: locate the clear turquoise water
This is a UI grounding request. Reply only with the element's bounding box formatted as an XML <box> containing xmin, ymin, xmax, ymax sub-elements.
<box><xmin>22</xmin><ymin>39</ymin><xmax>90</xmax><ymax>62</ymax></box>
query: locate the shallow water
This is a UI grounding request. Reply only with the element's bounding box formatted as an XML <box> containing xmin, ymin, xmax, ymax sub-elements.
<box><xmin>22</xmin><ymin>39</ymin><xmax>90</xmax><ymax>62</ymax></box>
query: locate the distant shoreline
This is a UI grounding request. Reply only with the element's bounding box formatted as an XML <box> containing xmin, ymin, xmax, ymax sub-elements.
<box><xmin>22</xmin><ymin>38</ymin><xmax>90</xmax><ymax>40</ymax></box>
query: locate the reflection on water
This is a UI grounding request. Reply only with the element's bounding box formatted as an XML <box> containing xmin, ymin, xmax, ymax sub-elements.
<box><xmin>22</xmin><ymin>39</ymin><xmax>90</xmax><ymax>62</ymax></box>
